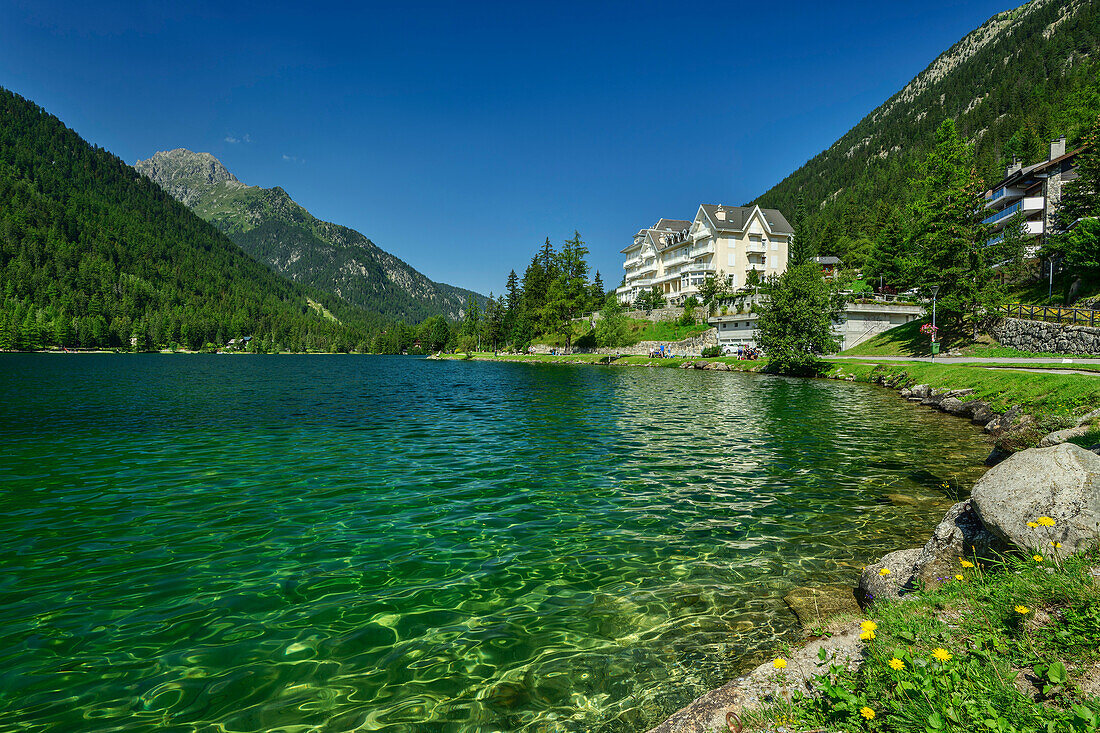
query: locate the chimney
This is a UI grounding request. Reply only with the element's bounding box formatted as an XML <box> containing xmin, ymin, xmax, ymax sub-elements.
<box><xmin>1050</xmin><ymin>135</ymin><xmax>1066</xmax><ymax>161</ymax></box>
<box><xmin>1006</xmin><ymin>157</ymin><xmax>1022</xmax><ymax>178</ymax></box>
<box><xmin>715</xmin><ymin>207</ymin><xmax>726</xmax><ymax>221</ymax></box>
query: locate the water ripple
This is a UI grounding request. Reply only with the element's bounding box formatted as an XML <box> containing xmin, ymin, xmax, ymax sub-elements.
<box><xmin>0</xmin><ymin>355</ymin><xmax>989</xmax><ymax>732</ymax></box>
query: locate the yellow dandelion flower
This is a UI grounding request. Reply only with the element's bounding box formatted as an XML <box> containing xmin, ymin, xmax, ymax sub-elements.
<box><xmin>1037</xmin><ymin>516</ymin><xmax>1056</xmax><ymax>527</ymax></box>
<box><xmin>955</xmin><ymin>574</ymin><xmax>965</xmax><ymax>581</ymax></box>
<box><xmin>932</xmin><ymin>648</ymin><xmax>952</xmax><ymax>662</ymax></box>
<box><xmin>773</xmin><ymin>657</ymin><xmax>787</xmax><ymax>669</ymax></box>
<box><xmin>861</xmin><ymin>620</ymin><xmax>878</xmax><ymax>633</ymax></box>
<box><xmin>860</xmin><ymin>706</ymin><xmax>876</xmax><ymax>720</ymax></box>
<box><xmin>1015</xmin><ymin>605</ymin><xmax>1029</xmax><ymax>614</ymax></box>
<box><xmin>960</xmin><ymin>559</ymin><xmax>975</xmax><ymax>568</ymax></box>
<box><xmin>1050</xmin><ymin>541</ymin><xmax>1062</xmax><ymax>548</ymax></box>
<box><xmin>1026</xmin><ymin>521</ymin><xmax>1039</xmax><ymax>528</ymax></box>
<box><xmin>860</xmin><ymin>630</ymin><xmax>876</xmax><ymax>641</ymax></box>
<box><xmin>879</xmin><ymin>567</ymin><xmax>891</xmax><ymax>576</ymax></box>
<box><xmin>888</xmin><ymin>657</ymin><xmax>905</xmax><ymax>671</ymax></box>
<box><xmin>1033</xmin><ymin>555</ymin><xmax>1044</xmax><ymax>563</ymax></box>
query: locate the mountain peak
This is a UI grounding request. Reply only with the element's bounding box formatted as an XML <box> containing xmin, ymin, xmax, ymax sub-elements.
<box><xmin>135</xmin><ymin>148</ymin><xmax>247</xmax><ymax>207</ymax></box>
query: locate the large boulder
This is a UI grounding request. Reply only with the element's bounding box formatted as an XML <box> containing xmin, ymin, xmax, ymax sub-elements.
<box><xmin>970</xmin><ymin>402</ymin><xmax>995</xmax><ymax>426</ymax></box>
<box><xmin>857</xmin><ymin>547</ymin><xmax>922</xmax><ymax>605</ymax></box>
<box><xmin>971</xmin><ymin>443</ymin><xmax>1100</xmax><ymax>559</ymax></box>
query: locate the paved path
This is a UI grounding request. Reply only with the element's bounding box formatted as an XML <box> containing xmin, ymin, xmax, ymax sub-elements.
<box><xmin>831</xmin><ymin>355</ymin><xmax>1100</xmax><ymax>364</ymax></box>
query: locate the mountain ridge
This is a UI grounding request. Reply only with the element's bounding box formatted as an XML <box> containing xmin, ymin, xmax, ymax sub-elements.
<box><xmin>135</xmin><ymin>149</ymin><xmax>485</xmax><ymax>322</ymax></box>
<box><xmin>751</xmin><ymin>0</ymin><xmax>1100</xmax><ymax>265</ymax></box>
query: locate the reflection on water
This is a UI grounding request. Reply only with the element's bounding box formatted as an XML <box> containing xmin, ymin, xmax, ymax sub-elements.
<box><xmin>0</xmin><ymin>355</ymin><xmax>989</xmax><ymax>732</ymax></box>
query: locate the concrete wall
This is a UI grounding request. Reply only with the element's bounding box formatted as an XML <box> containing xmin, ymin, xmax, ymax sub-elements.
<box><xmin>839</xmin><ymin>303</ymin><xmax>925</xmax><ymax>350</ymax></box>
<box><xmin>994</xmin><ymin>317</ymin><xmax>1100</xmax><ymax>355</ymax></box>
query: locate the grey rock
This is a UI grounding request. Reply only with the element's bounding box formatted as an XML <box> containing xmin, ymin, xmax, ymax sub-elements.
<box><xmin>899</xmin><ymin>388</ymin><xmax>912</xmax><ymax>398</ymax></box>
<box><xmin>946</xmin><ymin>388</ymin><xmax>976</xmax><ymax>398</ymax></box>
<box><xmin>1039</xmin><ymin>426</ymin><xmax>1091</xmax><ymax>447</ymax></box>
<box><xmin>910</xmin><ymin>384</ymin><xmax>932</xmax><ymax>399</ymax></box>
<box><xmin>970</xmin><ymin>402</ymin><xmax>994</xmax><ymax>425</ymax></box>
<box><xmin>678</xmin><ymin>361</ymin><xmax>693</xmax><ymax>369</ymax></box>
<box><xmin>921</xmin><ymin>392</ymin><xmax>945</xmax><ymax>407</ymax></box>
<box><xmin>1076</xmin><ymin>408</ymin><xmax>1100</xmax><ymax>427</ymax></box>
<box><xmin>984</xmin><ymin>406</ymin><xmax>1026</xmax><ymax>436</ymax></box>
<box><xmin>939</xmin><ymin>397</ymin><xmax>969</xmax><ymax>416</ymax></box>
<box><xmin>915</xmin><ymin>500</ymin><xmax>1003</xmax><ymax>586</ymax></box>
<box><xmin>985</xmin><ymin>446</ymin><xmax>1013</xmax><ymax>467</ymax></box>
<box><xmin>857</xmin><ymin>547</ymin><xmax>922</xmax><ymax>605</ymax></box>
<box><xmin>971</xmin><ymin>443</ymin><xmax>1100</xmax><ymax>559</ymax></box>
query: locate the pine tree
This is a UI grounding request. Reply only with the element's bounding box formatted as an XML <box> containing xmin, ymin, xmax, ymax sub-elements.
<box><xmin>788</xmin><ymin>193</ymin><xmax>816</xmax><ymax>266</ymax></box>
<box><xmin>908</xmin><ymin>120</ymin><xmax>996</xmax><ymax>336</ymax></box>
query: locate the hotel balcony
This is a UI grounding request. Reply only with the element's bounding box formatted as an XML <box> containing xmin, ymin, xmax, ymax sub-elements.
<box><xmin>985</xmin><ymin>186</ymin><xmax>1026</xmax><ymax>209</ymax></box>
<box><xmin>662</xmin><ymin>252</ymin><xmax>690</xmax><ymax>267</ymax></box>
<box><xmin>623</xmin><ymin>256</ymin><xmax>642</xmax><ymax>268</ymax></box>
<box><xmin>692</xmin><ymin>227</ymin><xmax>713</xmax><ymax>242</ymax></box>
<box><xmin>982</xmin><ymin>197</ymin><xmax>1044</xmax><ymax>229</ymax></box>
<box><xmin>689</xmin><ymin>243</ymin><xmax>715</xmax><ymax>258</ymax></box>
<box><xmin>690</xmin><ymin>262</ymin><xmax>717</xmax><ymax>273</ymax></box>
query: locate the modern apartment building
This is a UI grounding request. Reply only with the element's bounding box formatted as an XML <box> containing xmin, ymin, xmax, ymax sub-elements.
<box><xmin>983</xmin><ymin>136</ymin><xmax>1081</xmax><ymax>256</ymax></box>
<box><xmin>617</xmin><ymin>204</ymin><xmax>793</xmax><ymax>304</ymax></box>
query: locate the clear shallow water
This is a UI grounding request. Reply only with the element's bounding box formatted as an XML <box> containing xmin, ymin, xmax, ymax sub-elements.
<box><xmin>0</xmin><ymin>355</ymin><xmax>991</xmax><ymax>732</ymax></box>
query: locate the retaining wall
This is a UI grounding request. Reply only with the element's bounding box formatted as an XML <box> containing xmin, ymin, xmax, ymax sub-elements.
<box><xmin>993</xmin><ymin>317</ymin><xmax>1100</xmax><ymax>355</ymax></box>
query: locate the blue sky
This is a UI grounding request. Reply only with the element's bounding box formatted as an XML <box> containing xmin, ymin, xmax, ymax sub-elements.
<box><xmin>1</xmin><ymin>0</ymin><xmax>1014</xmax><ymax>297</ymax></box>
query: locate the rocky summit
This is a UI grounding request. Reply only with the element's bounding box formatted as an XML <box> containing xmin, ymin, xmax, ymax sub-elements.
<box><xmin>135</xmin><ymin>149</ymin><xmax>485</xmax><ymax>322</ymax></box>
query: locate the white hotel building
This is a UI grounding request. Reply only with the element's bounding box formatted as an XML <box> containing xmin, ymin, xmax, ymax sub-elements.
<box><xmin>616</xmin><ymin>204</ymin><xmax>793</xmax><ymax>305</ymax></box>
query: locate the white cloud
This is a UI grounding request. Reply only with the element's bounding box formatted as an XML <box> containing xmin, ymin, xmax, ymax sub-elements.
<box><xmin>225</xmin><ymin>133</ymin><xmax>251</xmax><ymax>144</ymax></box>
<box><xmin>225</xmin><ymin>135</ymin><xmax>239</xmax><ymax>144</ymax></box>
<box><xmin>281</xmin><ymin>154</ymin><xmax>303</xmax><ymax>163</ymax></box>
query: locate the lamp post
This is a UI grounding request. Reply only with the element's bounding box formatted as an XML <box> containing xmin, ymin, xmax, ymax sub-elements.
<box><xmin>930</xmin><ymin>285</ymin><xmax>940</xmax><ymax>362</ymax></box>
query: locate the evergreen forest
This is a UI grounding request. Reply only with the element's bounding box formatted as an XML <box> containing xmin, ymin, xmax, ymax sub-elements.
<box><xmin>0</xmin><ymin>86</ymin><xmax>382</xmax><ymax>353</ymax></box>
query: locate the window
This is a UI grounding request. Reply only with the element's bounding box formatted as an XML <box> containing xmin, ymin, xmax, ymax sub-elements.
<box><xmin>770</xmin><ymin>239</ymin><xmax>778</xmax><ymax>251</ymax></box>
<box><xmin>728</xmin><ymin>251</ymin><xmax>736</xmax><ymax>267</ymax></box>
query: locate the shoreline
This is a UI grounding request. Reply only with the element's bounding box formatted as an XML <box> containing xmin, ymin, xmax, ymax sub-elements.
<box><xmin>438</xmin><ymin>350</ymin><xmax>1100</xmax><ymax>732</ymax></box>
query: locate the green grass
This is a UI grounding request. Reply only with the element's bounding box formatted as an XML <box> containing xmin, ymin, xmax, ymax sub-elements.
<box><xmin>842</xmin><ymin>319</ymin><xmax>1072</xmax><ymax>359</ymax></box>
<box><xmin>742</xmin><ymin>549</ymin><xmax>1100</xmax><ymax>733</ymax></box>
<box><xmin>532</xmin><ymin>318</ymin><xmax>709</xmax><ymax>348</ymax></box>
<box><xmin>824</xmin><ymin>361</ymin><xmax>1100</xmax><ymax>421</ymax></box>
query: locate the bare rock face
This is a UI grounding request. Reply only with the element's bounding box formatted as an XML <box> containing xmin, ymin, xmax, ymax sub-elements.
<box><xmin>135</xmin><ymin>148</ymin><xmax>245</xmax><ymax>208</ymax></box>
<box><xmin>971</xmin><ymin>443</ymin><xmax>1100</xmax><ymax>559</ymax></box>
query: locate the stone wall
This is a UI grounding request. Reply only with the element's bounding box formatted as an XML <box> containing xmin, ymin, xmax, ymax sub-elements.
<box><xmin>993</xmin><ymin>317</ymin><xmax>1100</xmax><ymax>355</ymax></box>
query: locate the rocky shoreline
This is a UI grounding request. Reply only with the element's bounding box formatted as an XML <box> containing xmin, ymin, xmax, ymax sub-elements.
<box><xmin>644</xmin><ymin>370</ymin><xmax>1100</xmax><ymax>733</ymax></box>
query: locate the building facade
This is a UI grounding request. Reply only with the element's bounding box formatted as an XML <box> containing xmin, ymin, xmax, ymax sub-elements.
<box><xmin>983</xmin><ymin>136</ymin><xmax>1081</xmax><ymax>256</ymax></box>
<box><xmin>617</xmin><ymin>205</ymin><xmax>793</xmax><ymax>305</ymax></box>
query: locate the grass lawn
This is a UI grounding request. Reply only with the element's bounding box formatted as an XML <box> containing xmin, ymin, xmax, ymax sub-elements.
<box><xmin>824</xmin><ymin>360</ymin><xmax>1100</xmax><ymax>421</ymax></box>
<box><xmin>842</xmin><ymin>319</ymin><xmax>1069</xmax><ymax>359</ymax></box>
<box><xmin>532</xmin><ymin>317</ymin><xmax>709</xmax><ymax>348</ymax></box>
<box><xmin>743</xmin><ymin>549</ymin><xmax>1100</xmax><ymax>733</ymax></box>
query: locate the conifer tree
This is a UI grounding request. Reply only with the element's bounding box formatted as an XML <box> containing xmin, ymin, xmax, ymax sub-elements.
<box><xmin>908</xmin><ymin>120</ymin><xmax>996</xmax><ymax>336</ymax></box>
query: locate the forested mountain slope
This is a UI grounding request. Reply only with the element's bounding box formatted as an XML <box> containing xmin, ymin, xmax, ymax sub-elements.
<box><xmin>753</xmin><ymin>0</ymin><xmax>1100</xmax><ymax>266</ymax></box>
<box><xmin>135</xmin><ymin>149</ymin><xmax>486</xmax><ymax>322</ymax></box>
<box><xmin>0</xmin><ymin>86</ymin><xmax>377</xmax><ymax>351</ymax></box>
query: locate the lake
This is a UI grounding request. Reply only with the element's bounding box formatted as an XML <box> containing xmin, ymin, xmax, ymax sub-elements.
<box><xmin>0</xmin><ymin>355</ymin><xmax>991</xmax><ymax>732</ymax></box>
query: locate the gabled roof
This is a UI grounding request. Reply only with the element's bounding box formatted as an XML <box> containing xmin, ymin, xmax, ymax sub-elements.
<box><xmin>698</xmin><ymin>204</ymin><xmax>794</xmax><ymax>235</ymax></box>
<box><xmin>653</xmin><ymin>218</ymin><xmax>691</xmax><ymax>232</ymax></box>
<box><xmin>988</xmin><ymin>147</ymin><xmax>1084</xmax><ymax>193</ymax></box>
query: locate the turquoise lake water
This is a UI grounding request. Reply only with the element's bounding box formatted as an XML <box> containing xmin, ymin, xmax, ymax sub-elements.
<box><xmin>0</xmin><ymin>355</ymin><xmax>991</xmax><ymax>732</ymax></box>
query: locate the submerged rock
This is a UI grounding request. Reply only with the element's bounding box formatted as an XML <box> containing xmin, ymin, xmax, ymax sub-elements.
<box><xmin>783</xmin><ymin>585</ymin><xmax>861</xmax><ymax>628</ymax></box>
<box><xmin>971</xmin><ymin>443</ymin><xmax>1100</xmax><ymax>559</ymax></box>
